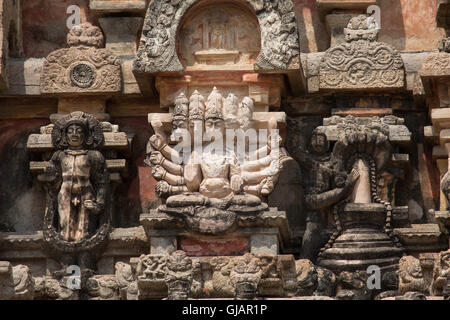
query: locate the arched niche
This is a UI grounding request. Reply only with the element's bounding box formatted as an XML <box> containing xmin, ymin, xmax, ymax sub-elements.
<box><xmin>177</xmin><ymin>1</ymin><xmax>261</xmax><ymax>68</ymax></box>
<box><xmin>133</xmin><ymin>0</ymin><xmax>300</xmax><ymax>74</ymax></box>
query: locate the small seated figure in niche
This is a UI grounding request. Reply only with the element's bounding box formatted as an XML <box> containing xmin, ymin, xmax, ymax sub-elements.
<box><xmin>39</xmin><ymin>112</ymin><xmax>109</xmax><ymax>244</ymax></box>
<box><xmin>294</xmin><ymin>131</ymin><xmax>359</xmax><ymax>262</ymax></box>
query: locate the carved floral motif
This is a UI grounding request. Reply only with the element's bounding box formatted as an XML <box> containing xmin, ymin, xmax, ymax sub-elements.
<box><xmin>320</xmin><ymin>15</ymin><xmax>404</xmax><ymax>89</ymax></box>
<box><xmin>41</xmin><ymin>22</ymin><xmax>121</xmax><ymax>95</ymax></box>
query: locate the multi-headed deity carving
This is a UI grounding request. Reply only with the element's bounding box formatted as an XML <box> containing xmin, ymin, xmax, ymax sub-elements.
<box><xmin>146</xmin><ymin>87</ymin><xmax>289</xmax><ymax>235</ymax></box>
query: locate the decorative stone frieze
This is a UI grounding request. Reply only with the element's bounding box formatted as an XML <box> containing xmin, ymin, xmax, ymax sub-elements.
<box><xmin>319</xmin><ymin>15</ymin><xmax>405</xmax><ymax>90</ymax></box>
<box><xmin>133</xmin><ymin>0</ymin><xmax>301</xmax><ymax>74</ymax></box>
<box><xmin>40</xmin><ymin>23</ymin><xmax>121</xmax><ymax>96</ymax></box>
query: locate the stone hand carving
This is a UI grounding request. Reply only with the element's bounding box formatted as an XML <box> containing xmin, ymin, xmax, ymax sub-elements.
<box><xmin>41</xmin><ymin>22</ymin><xmax>121</xmax><ymax>95</ymax></box>
<box><xmin>432</xmin><ymin>250</ymin><xmax>450</xmax><ymax>296</ymax></box>
<box><xmin>320</xmin><ymin>15</ymin><xmax>404</xmax><ymax>90</ymax></box>
<box><xmin>133</xmin><ymin>0</ymin><xmax>300</xmax><ymax>73</ymax></box>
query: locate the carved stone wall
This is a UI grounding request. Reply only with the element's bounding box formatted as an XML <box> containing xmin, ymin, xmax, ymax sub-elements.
<box><xmin>133</xmin><ymin>0</ymin><xmax>301</xmax><ymax>74</ymax></box>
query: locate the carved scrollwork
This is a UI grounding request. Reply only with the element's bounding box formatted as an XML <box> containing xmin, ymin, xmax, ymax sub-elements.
<box><xmin>320</xmin><ymin>15</ymin><xmax>404</xmax><ymax>90</ymax></box>
<box><xmin>41</xmin><ymin>22</ymin><xmax>121</xmax><ymax>95</ymax></box>
<box><xmin>133</xmin><ymin>0</ymin><xmax>300</xmax><ymax>74</ymax></box>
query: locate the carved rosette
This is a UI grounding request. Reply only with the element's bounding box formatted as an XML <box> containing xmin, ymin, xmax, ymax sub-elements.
<box><xmin>133</xmin><ymin>0</ymin><xmax>300</xmax><ymax>74</ymax></box>
<box><xmin>41</xmin><ymin>23</ymin><xmax>121</xmax><ymax>95</ymax></box>
<box><xmin>319</xmin><ymin>15</ymin><xmax>404</xmax><ymax>90</ymax></box>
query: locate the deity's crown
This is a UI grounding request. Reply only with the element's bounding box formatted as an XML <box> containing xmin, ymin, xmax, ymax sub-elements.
<box><xmin>64</xmin><ymin>111</ymin><xmax>89</xmax><ymax>129</ymax></box>
<box><xmin>173</xmin><ymin>92</ymin><xmax>189</xmax><ymax>121</ymax></box>
<box><xmin>205</xmin><ymin>87</ymin><xmax>224</xmax><ymax>120</ymax></box>
<box><xmin>189</xmin><ymin>90</ymin><xmax>205</xmax><ymax>121</ymax></box>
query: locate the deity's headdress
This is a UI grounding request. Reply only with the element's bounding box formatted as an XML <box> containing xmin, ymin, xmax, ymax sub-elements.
<box><xmin>52</xmin><ymin>111</ymin><xmax>104</xmax><ymax>149</ymax></box>
<box><xmin>173</xmin><ymin>92</ymin><xmax>189</xmax><ymax>122</ymax></box>
<box><xmin>188</xmin><ymin>90</ymin><xmax>205</xmax><ymax>121</ymax></box>
<box><xmin>205</xmin><ymin>87</ymin><xmax>224</xmax><ymax>120</ymax></box>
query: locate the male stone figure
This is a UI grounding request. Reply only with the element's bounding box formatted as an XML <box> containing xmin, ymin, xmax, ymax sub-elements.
<box><xmin>41</xmin><ymin>112</ymin><xmax>108</xmax><ymax>242</ymax></box>
<box><xmin>294</xmin><ymin>132</ymin><xmax>359</xmax><ymax>262</ymax></box>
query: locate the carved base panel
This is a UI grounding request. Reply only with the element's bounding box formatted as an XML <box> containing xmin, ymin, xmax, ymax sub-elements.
<box><xmin>141</xmin><ymin>207</ymin><xmax>292</xmax><ymax>255</ymax></box>
<box><xmin>317</xmin><ymin>204</ymin><xmax>403</xmax><ymax>274</ymax></box>
<box><xmin>146</xmin><ymin>228</ymin><xmax>281</xmax><ymax>256</ymax></box>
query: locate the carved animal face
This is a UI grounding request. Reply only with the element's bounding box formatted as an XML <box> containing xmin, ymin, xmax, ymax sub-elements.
<box><xmin>66</xmin><ymin>124</ymin><xmax>85</xmax><ymax>148</ymax></box>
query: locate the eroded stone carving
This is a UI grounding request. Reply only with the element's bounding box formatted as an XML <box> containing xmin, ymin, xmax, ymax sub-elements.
<box><xmin>165</xmin><ymin>250</ymin><xmax>194</xmax><ymax>300</ymax></box>
<box><xmin>398</xmin><ymin>256</ymin><xmax>427</xmax><ymax>295</ymax></box>
<box><xmin>230</xmin><ymin>253</ymin><xmax>262</xmax><ymax>300</ymax></box>
<box><xmin>432</xmin><ymin>250</ymin><xmax>450</xmax><ymax>296</ymax></box>
<box><xmin>37</xmin><ymin>112</ymin><xmax>110</xmax><ymax>261</ymax></box>
<box><xmin>0</xmin><ymin>262</ymin><xmax>34</xmax><ymax>300</ymax></box>
<box><xmin>41</xmin><ymin>22</ymin><xmax>121</xmax><ymax>95</ymax></box>
<box><xmin>27</xmin><ymin>112</ymin><xmax>129</xmax><ymax>269</ymax></box>
<box><xmin>133</xmin><ymin>0</ymin><xmax>300</xmax><ymax>73</ymax></box>
<box><xmin>297</xmin><ymin>115</ymin><xmax>410</xmax><ymax>274</ymax></box>
<box><xmin>320</xmin><ymin>15</ymin><xmax>404</xmax><ymax>90</ymax></box>
<box><xmin>136</xmin><ymin>254</ymin><xmax>168</xmax><ymax>299</ymax></box>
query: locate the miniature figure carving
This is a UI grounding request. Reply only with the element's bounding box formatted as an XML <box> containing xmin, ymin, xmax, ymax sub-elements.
<box><xmin>398</xmin><ymin>256</ymin><xmax>427</xmax><ymax>295</ymax></box>
<box><xmin>432</xmin><ymin>250</ymin><xmax>450</xmax><ymax>296</ymax></box>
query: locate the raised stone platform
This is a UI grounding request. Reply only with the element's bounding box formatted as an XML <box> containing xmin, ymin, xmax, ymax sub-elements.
<box><xmin>140</xmin><ymin>208</ymin><xmax>292</xmax><ymax>256</ymax></box>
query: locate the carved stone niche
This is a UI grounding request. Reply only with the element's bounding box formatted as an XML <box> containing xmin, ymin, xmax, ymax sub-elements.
<box><xmin>0</xmin><ymin>0</ymin><xmax>23</xmax><ymax>90</ymax></box>
<box><xmin>133</xmin><ymin>0</ymin><xmax>304</xmax><ymax>92</ymax></box>
<box><xmin>40</xmin><ymin>22</ymin><xmax>121</xmax><ymax>99</ymax></box>
<box><xmin>134</xmin><ymin>0</ymin><xmax>300</xmax><ymax>73</ymax></box>
<box><xmin>302</xmin><ymin>115</ymin><xmax>412</xmax><ymax>275</ymax></box>
<box><xmin>319</xmin><ymin>15</ymin><xmax>405</xmax><ymax>91</ymax></box>
<box><xmin>141</xmin><ymin>88</ymin><xmax>297</xmax><ymax>256</ymax></box>
<box><xmin>26</xmin><ymin>112</ymin><xmax>130</xmax><ymax>272</ymax></box>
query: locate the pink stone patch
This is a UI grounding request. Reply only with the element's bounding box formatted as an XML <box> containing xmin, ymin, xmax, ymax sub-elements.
<box><xmin>179</xmin><ymin>238</ymin><xmax>250</xmax><ymax>256</ymax></box>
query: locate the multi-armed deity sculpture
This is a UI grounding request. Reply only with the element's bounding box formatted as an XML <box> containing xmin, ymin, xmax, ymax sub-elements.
<box><xmin>144</xmin><ymin>88</ymin><xmax>288</xmax><ymax>236</ymax></box>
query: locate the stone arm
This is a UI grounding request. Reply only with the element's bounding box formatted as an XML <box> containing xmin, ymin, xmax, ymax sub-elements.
<box><xmin>89</xmin><ymin>150</ymin><xmax>109</xmax><ymax>212</ymax></box>
<box><xmin>229</xmin><ymin>155</ymin><xmax>244</xmax><ymax>194</ymax></box>
<box><xmin>149</xmin><ymin>151</ymin><xmax>183</xmax><ymax>176</ymax></box>
<box><xmin>152</xmin><ymin>165</ymin><xmax>185</xmax><ymax>186</ymax></box>
<box><xmin>38</xmin><ymin>151</ymin><xmax>62</xmax><ymax>191</ymax></box>
<box><xmin>184</xmin><ymin>151</ymin><xmax>202</xmax><ymax>192</ymax></box>
<box><xmin>305</xmin><ymin>169</ymin><xmax>359</xmax><ymax>210</ymax></box>
<box><xmin>149</xmin><ymin>134</ymin><xmax>183</xmax><ymax>165</ymax></box>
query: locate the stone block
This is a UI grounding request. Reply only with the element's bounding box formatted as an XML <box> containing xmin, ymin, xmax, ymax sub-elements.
<box><xmin>150</xmin><ymin>237</ymin><xmax>176</xmax><ymax>255</ymax></box>
<box><xmin>99</xmin><ymin>17</ymin><xmax>143</xmax><ymax>57</ymax></box>
<box><xmin>250</xmin><ymin>235</ymin><xmax>278</xmax><ymax>255</ymax></box>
